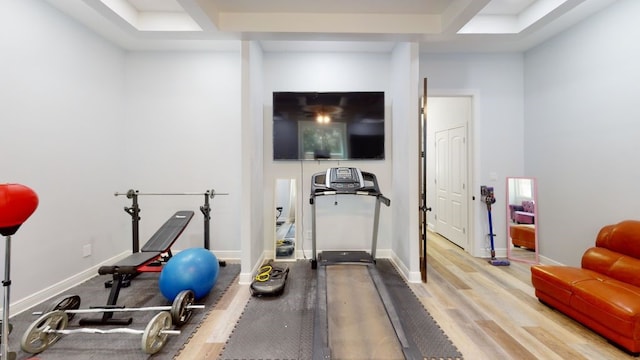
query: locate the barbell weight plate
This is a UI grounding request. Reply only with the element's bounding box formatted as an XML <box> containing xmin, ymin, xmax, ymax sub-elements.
<box><xmin>171</xmin><ymin>290</ymin><xmax>195</xmax><ymax>326</ymax></box>
<box><xmin>21</xmin><ymin>310</ymin><xmax>69</xmax><ymax>354</ymax></box>
<box><xmin>44</xmin><ymin>295</ymin><xmax>81</xmax><ymax>321</ymax></box>
<box><xmin>141</xmin><ymin>311</ymin><xmax>172</xmax><ymax>354</ymax></box>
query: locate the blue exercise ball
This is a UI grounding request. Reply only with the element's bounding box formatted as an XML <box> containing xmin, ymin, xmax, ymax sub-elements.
<box><xmin>159</xmin><ymin>248</ymin><xmax>220</xmax><ymax>301</ymax></box>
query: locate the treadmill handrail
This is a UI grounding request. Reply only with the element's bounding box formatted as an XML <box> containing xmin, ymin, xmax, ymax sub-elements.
<box><xmin>378</xmin><ymin>194</ymin><xmax>391</xmax><ymax>207</ymax></box>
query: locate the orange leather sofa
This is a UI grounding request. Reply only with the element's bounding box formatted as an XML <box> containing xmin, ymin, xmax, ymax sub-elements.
<box><xmin>510</xmin><ymin>225</ymin><xmax>536</xmax><ymax>250</ymax></box>
<box><xmin>531</xmin><ymin>220</ymin><xmax>640</xmax><ymax>353</ymax></box>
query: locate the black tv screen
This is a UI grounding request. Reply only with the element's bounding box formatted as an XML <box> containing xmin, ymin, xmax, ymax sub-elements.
<box><xmin>273</xmin><ymin>91</ymin><xmax>385</xmax><ymax>160</ymax></box>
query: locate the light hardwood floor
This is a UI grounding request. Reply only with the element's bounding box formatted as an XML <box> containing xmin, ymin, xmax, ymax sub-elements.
<box><xmin>177</xmin><ymin>232</ymin><xmax>635</xmax><ymax>359</ymax></box>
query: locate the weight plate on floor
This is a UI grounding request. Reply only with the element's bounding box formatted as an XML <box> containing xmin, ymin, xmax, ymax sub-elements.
<box><xmin>141</xmin><ymin>311</ymin><xmax>172</xmax><ymax>354</ymax></box>
<box><xmin>171</xmin><ymin>290</ymin><xmax>194</xmax><ymax>326</ymax></box>
<box><xmin>21</xmin><ymin>310</ymin><xmax>69</xmax><ymax>354</ymax></box>
<box><xmin>44</xmin><ymin>295</ymin><xmax>81</xmax><ymax>321</ymax></box>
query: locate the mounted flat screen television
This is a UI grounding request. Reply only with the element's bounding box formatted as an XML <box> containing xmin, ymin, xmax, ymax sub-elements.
<box><xmin>273</xmin><ymin>91</ymin><xmax>385</xmax><ymax>160</ymax></box>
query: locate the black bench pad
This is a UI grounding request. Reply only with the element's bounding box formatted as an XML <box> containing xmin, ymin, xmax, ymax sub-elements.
<box><xmin>99</xmin><ymin>210</ymin><xmax>194</xmax><ymax>275</ymax></box>
<box><xmin>141</xmin><ymin>210</ymin><xmax>194</xmax><ymax>252</ymax></box>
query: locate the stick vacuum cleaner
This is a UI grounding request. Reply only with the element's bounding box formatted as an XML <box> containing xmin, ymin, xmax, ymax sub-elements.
<box><xmin>481</xmin><ymin>186</ymin><xmax>510</xmax><ymax>266</ymax></box>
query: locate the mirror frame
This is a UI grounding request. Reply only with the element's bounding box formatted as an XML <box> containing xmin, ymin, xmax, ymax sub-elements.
<box><xmin>506</xmin><ymin>177</ymin><xmax>539</xmax><ymax>264</ymax></box>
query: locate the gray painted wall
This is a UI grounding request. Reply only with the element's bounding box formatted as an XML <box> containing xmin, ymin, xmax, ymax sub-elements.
<box><xmin>524</xmin><ymin>0</ymin><xmax>640</xmax><ymax>266</ymax></box>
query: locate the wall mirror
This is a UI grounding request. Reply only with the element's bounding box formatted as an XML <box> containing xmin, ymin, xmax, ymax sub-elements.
<box><xmin>275</xmin><ymin>178</ymin><xmax>297</xmax><ymax>260</ymax></box>
<box><xmin>506</xmin><ymin>177</ymin><xmax>539</xmax><ymax>264</ymax></box>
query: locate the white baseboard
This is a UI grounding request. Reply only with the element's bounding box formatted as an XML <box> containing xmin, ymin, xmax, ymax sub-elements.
<box><xmin>479</xmin><ymin>247</ymin><xmax>508</xmax><ymax>259</ymax></box>
<box><xmin>9</xmin><ymin>251</ymin><xmax>131</xmax><ymax>317</ymax></box>
<box><xmin>388</xmin><ymin>254</ymin><xmax>422</xmax><ymax>283</ymax></box>
<box><xmin>210</xmin><ymin>250</ymin><xmax>241</xmax><ymax>262</ymax></box>
<box><xmin>8</xmin><ymin>249</ymin><xmax>243</xmax><ymax>318</ymax></box>
<box><xmin>538</xmin><ymin>254</ymin><xmax>565</xmax><ymax>266</ymax></box>
<box><xmin>238</xmin><ymin>252</ymin><xmax>267</xmax><ymax>285</ymax></box>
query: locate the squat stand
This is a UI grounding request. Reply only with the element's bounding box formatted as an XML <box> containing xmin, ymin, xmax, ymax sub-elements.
<box><xmin>200</xmin><ymin>190</ymin><xmax>226</xmax><ymax>266</ymax></box>
<box><xmin>116</xmin><ymin>189</ymin><xmax>228</xmax><ymax>266</ymax></box>
<box><xmin>122</xmin><ymin>189</ymin><xmax>141</xmax><ymax>253</ymax></box>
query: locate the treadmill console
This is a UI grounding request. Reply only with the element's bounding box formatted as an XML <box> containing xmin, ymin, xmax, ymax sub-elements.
<box><xmin>310</xmin><ymin>167</ymin><xmax>387</xmax><ymax>203</ymax></box>
<box><xmin>311</xmin><ymin>167</ymin><xmax>376</xmax><ymax>195</ymax></box>
<box><xmin>326</xmin><ymin>167</ymin><xmax>364</xmax><ymax>190</ymax></box>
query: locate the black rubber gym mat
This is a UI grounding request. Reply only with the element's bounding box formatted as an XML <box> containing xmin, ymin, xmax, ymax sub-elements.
<box><xmin>6</xmin><ymin>263</ymin><xmax>240</xmax><ymax>360</ymax></box>
<box><xmin>221</xmin><ymin>260</ymin><xmax>315</xmax><ymax>360</ymax></box>
<box><xmin>375</xmin><ymin>259</ymin><xmax>463</xmax><ymax>360</ymax></box>
<box><xmin>221</xmin><ymin>259</ymin><xmax>462</xmax><ymax>360</ymax></box>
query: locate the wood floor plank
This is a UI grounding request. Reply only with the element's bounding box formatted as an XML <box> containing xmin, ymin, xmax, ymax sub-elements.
<box><xmin>421</xmin><ymin>262</ymin><xmax>486</xmax><ymax>319</ymax></box>
<box><xmin>476</xmin><ymin>319</ymin><xmax>539</xmax><ymax>360</ymax></box>
<box><xmin>523</xmin><ymin>326</ymin><xmax>588</xmax><ymax>360</ymax></box>
<box><xmin>426</xmin><ymin>253</ymin><xmax>472</xmax><ymax>290</ymax></box>
<box><xmin>441</xmin><ymin>308</ymin><xmax>510</xmax><ymax>360</ymax></box>
<box><xmin>427</xmin><ymin>239</ymin><xmax>477</xmax><ymax>273</ymax></box>
<box><xmin>420</xmin><ymin>266</ymin><xmax>488</xmax><ymax>320</ymax></box>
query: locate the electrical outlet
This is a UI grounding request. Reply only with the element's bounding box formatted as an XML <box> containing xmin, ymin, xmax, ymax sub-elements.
<box><xmin>306</xmin><ymin>230</ymin><xmax>312</xmax><ymax>240</ymax></box>
<box><xmin>83</xmin><ymin>244</ymin><xmax>92</xmax><ymax>257</ymax></box>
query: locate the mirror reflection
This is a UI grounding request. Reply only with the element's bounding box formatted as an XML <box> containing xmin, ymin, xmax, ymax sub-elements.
<box><xmin>506</xmin><ymin>177</ymin><xmax>539</xmax><ymax>264</ymax></box>
<box><xmin>275</xmin><ymin>179</ymin><xmax>297</xmax><ymax>260</ymax></box>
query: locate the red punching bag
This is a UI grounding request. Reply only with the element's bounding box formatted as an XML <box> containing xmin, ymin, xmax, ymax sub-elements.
<box><xmin>0</xmin><ymin>183</ymin><xmax>39</xmax><ymax>236</ymax></box>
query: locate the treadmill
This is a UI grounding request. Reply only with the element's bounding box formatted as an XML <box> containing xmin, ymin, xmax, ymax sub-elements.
<box><xmin>309</xmin><ymin>167</ymin><xmax>420</xmax><ymax>360</ymax></box>
<box><xmin>310</xmin><ymin>167</ymin><xmax>390</xmax><ymax>268</ymax></box>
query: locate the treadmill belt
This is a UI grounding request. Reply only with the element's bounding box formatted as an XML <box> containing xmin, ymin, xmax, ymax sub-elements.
<box><xmin>319</xmin><ymin>250</ymin><xmax>373</xmax><ymax>265</ymax></box>
<box><xmin>326</xmin><ymin>265</ymin><xmax>404</xmax><ymax>360</ymax></box>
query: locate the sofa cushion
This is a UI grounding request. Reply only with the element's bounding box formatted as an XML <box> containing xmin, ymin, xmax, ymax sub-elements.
<box><xmin>582</xmin><ymin>247</ymin><xmax>640</xmax><ymax>288</ymax></box>
<box><xmin>531</xmin><ymin>265</ymin><xmax>603</xmax><ymax>305</ymax></box>
<box><xmin>571</xmin><ymin>278</ymin><xmax>640</xmax><ymax>339</ymax></box>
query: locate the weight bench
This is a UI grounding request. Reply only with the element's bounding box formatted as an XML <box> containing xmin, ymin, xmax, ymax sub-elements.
<box><xmin>79</xmin><ymin>210</ymin><xmax>194</xmax><ymax>326</ymax></box>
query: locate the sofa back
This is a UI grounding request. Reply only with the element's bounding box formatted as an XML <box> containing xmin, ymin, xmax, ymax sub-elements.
<box><xmin>596</xmin><ymin>220</ymin><xmax>640</xmax><ymax>257</ymax></box>
<box><xmin>582</xmin><ymin>220</ymin><xmax>640</xmax><ymax>287</ymax></box>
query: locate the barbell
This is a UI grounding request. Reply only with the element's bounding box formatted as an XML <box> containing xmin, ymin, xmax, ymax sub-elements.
<box><xmin>114</xmin><ymin>189</ymin><xmax>229</xmax><ymax>199</ymax></box>
<box><xmin>35</xmin><ymin>290</ymin><xmax>202</xmax><ymax>326</ymax></box>
<box><xmin>21</xmin><ymin>310</ymin><xmax>178</xmax><ymax>354</ymax></box>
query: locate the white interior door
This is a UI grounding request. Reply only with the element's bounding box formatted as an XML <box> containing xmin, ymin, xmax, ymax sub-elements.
<box><xmin>434</xmin><ymin>124</ymin><xmax>468</xmax><ymax>249</ymax></box>
<box><xmin>435</xmin><ymin>130</ymin><xmax>450</xmax><ymax>235</ymax></box>
<box><xmin>447</xmin><ymin>126</ymin><xmax>467</xmax><ymax>247</ymax></box>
